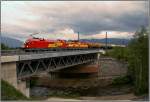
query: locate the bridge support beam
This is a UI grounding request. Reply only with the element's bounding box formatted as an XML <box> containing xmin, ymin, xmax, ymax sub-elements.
<box><xmin>1</xmin><ymin>62</ymin><xmax>30</xmax><ymax>97</ymax></box>
<box><xmin>17</xmin><ymin>53</ymin><xmax>97</xmax><ymax>78</ymax></box>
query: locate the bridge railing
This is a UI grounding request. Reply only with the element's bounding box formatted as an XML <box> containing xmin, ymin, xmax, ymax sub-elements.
<box><xmin>1</xmin><ymin>48</ymin><xmax>102</xmax><ymax>56</ymax></box>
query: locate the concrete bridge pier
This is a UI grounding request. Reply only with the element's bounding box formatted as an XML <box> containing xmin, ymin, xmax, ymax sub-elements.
<box><xmin>38</xmin><ymin>72</ymin><xmax>59</xmax><ymax>79</ymax></box>
<box><xmin>48</xmin><ymin>72</ymin><xmax>59</xmax><ymax>79</ymax></box>
<box><xmin>97</xmin><ymin>52</ymin><xmax>101</xmax><ymax>78</ymax></box>
<box><xmin>1</xmin><ymin>61</ymin><xmax>30</xmax><ymax>97</ymax></box>
<box><xmin>17</xmin><ymin>79</ymin><xmax>30</xmax><ymax>97</ymax></box>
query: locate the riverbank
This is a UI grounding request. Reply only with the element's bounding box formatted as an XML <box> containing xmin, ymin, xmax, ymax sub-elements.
<box><xmin>46</xmin><ymin>93</ymin><xmax>148</xmax><ymax>101</ymax></box>
<box><xmin>30</xmin><ymin>83</ymin><xmax>148</xmax><ymax>101</ymax></box>
<box><xmin>29</xmin><ymin>57</ymin><xmax>148</xmax><ymax>101</ymax></box>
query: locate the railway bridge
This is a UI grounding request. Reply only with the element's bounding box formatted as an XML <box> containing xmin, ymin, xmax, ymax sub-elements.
<box><xmin>1</xmin><ymin>49</ymin><xmax>103</xmax><ymax>97</ymax></box>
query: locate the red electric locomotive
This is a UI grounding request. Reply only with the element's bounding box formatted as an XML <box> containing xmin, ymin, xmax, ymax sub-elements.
<box><xmin>23</xmin><ymin>33</ymin><xmax>101</xmax><ymax>51</ymax></box>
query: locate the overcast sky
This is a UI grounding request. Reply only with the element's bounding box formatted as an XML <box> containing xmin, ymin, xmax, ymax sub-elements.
<box><xmin>1</xmin><ymin>1</ymin><xmax>148</xmax><ymax>41</ymax></box>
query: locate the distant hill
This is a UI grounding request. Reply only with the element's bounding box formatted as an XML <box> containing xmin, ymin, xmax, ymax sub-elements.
<box><xmin>80</xmin><ymin>38</ymin><xmax>131</xmax><ymax>45</ymax></box>
<box><xmin>1</xmin><ymin>36</ymin><xmax>23</xmax><ymax>48</ymax></box>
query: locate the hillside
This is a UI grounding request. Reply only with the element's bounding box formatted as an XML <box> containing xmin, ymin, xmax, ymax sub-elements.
<box><xmin>1</xmin><ymin>80</ymin><xmax>28</xmax><ymax>100</ymax></box>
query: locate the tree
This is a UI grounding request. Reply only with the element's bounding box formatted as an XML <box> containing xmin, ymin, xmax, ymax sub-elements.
<box><xmin>1</xmin><ymin>43</ymin><xmax>10</xmax><ymax>50</ymax></box>
<box><xmin>128</xmin><ymin>26</ymin><xmax>148</xmax><ymax>94</ymax></box>
<box><xmin>104</xmin><ymin>26</ymin><xmax>149</xmax><ymax>95</ymax></box>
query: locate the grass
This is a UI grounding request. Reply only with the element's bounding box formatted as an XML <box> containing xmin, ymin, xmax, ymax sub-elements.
<box><xmin>1</xmin><ymin>80</ymin><xmax>28</xmax><ymax>100</ymax></box>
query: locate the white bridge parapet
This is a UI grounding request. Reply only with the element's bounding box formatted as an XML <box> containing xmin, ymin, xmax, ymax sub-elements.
<box><xmin>1</xmin><ymin>55</ymin><xmax>19</xmax><ymax>63</ymax></box>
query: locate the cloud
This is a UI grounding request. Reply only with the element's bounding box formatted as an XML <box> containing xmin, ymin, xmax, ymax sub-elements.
<box><xmin>1</xmin><ymin>1</ymin><xmax>148</xmax><ymax>41</ymax></box>
<box><xmin>91</xmin><ymin>31</ymin><xmax>134</xmax><ymax>39</ymax></box>
<box><xmin>35</xmin><ymin>28</ymin><xmax>134</xmax><ymax>40</ymax></box>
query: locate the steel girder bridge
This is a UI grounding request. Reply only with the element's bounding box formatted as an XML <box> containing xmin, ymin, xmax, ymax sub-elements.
<box><xmin>17</xmin><ymin>53</ymin><xmax>97</xmax><ymax>79</ymax></box>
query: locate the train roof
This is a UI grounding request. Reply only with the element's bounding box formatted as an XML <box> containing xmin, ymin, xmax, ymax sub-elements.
<box><xmin>26</xmin><ymin>38</ymin><xmax>56</xmax><ymax>42</ymax></box>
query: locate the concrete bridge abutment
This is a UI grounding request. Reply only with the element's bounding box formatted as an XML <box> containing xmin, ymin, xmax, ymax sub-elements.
<box><xmin>1</xmin><ymin>61</ymin><xmax>30</xmax><ymax>97</ymax></box>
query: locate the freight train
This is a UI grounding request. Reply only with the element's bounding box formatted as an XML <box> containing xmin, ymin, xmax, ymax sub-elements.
<box><xmin>22</xmin><ymin>36</ymin><xmax>101</xmax><ymax>51</ymax></box>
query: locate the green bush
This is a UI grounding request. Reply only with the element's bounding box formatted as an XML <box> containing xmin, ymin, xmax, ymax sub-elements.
<box><xmin>104</xmin><ymin>46</ymin><xmax>130</xmax><ymax>61</ymax></box>
<box><xmin>1</xmin><ymin>43</ymin><xmax>11</xmax><ymax>50</ymax></box>
<box><xmin>112</xmin><ymin>76</ymin><xmax>132</xmax><ymax>86</ymax></box>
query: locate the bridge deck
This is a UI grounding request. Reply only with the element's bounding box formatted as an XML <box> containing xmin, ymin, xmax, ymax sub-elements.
<box><xmin>1</xmin><ymin>49</ymin><xmax>103</xmax><ymax>63</ymax></box>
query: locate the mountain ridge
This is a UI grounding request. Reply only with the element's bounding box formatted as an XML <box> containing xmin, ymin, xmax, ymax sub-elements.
<box><xmin>1</xmin><ymin>36</ymin><xmax>23</xmax><ymax>48</ymax></box>
<box><xmin>80</xmin><ymin>38</ymin><xmax>131</xmax><ymax>45</ymax></box>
